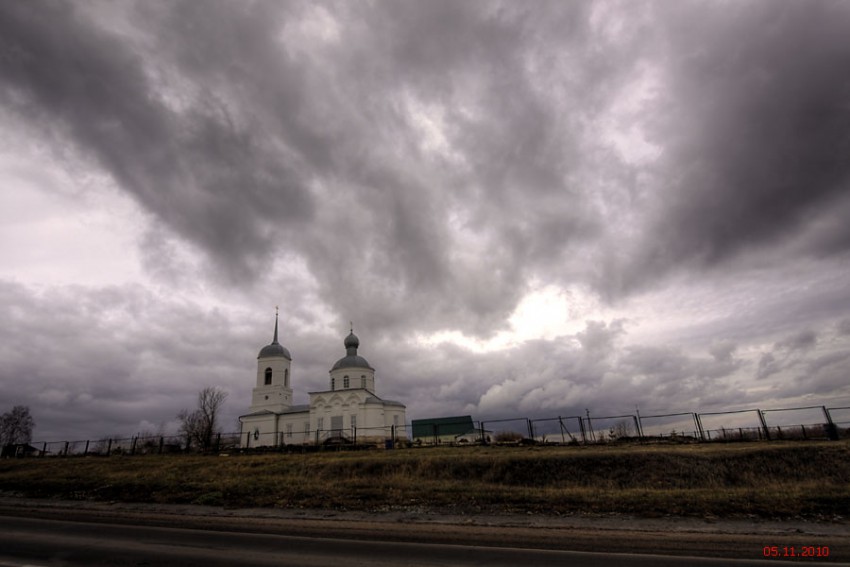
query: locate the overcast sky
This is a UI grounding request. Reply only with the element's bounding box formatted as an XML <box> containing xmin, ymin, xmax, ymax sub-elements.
<box><xmin>2</xmin><ymin>1</ymin><xmax>850</xmax><ymax>442</ymax></box>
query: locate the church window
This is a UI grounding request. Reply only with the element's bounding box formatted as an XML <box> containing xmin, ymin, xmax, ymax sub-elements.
<box><xmin>393</xmin><ymin>415</ymin><xmax>399</xmax><ymax>426</ymax></box>
<box><xmin>331</xmin><ymin>378</ymin><xmax>336</xmax><ymax>391</ymax></box>
<box><xmin>284</xmin><ymin>368</ymin><xmax>289</xmax><ymax>387</ymax></box>
<box><xmin>285</xmin><ymin>423</ymin><xmax>293</xmax><ymax>438</ymax></box>
<box><xmin>264</xmin><ymin>367</ymin><xmax>272</xmax><ymax>385</ymax></box>
<box><xmin>350</xmin><ymin>414</ymin><xmax>356</xmax><ymax>430</ymax></box>
<box><xmin>317</xmin><ymin>417</ymin><xmax>324</xmax><ymax>431</ymax></box>
<box><xmin>304</xmin><ymin>422</ymin><xmax>310</xmax><ymax>436</ymax></box>
<box><xmin>361</xmin><ymin>375</ymin><xmax>366</xmax><ymax>388</ymax></box>
<box><xmin>343</xmin><ymin>376</ymin><xmax>349</xmax><ymax>389</ymax></box>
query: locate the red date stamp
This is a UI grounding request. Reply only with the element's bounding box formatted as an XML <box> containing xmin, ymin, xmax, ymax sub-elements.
<box><xmin>763</xmin><ymin>546</ymin><xmax>830</xmax><ymax>558</ymax></box>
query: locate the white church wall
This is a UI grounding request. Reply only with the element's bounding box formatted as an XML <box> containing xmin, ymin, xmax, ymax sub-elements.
<box><xmin>241</xmin><ymin>414</ymin><xmax>280</xmax><ymax>448</ymax></box>
<box><xmin>277</xmin><ymin>412</ymin><xmax>311</xmax><ymax>445</ymax></box>
<box><xmin>328</xmin><ymin>368</ymin><xmax>375</xmax><ymax>394</ymax></box>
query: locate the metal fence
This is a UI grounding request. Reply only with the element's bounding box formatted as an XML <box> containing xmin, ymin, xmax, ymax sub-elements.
<box><xmin>242</xmin><ymin>424</ymin><xmax>409</xmax><ymax>450</ymax></box>
<box><xmin>6</xmin><ymin>403</ymin><xmax>848</xmax><ymax>458</ymax></box>
<box><xmin>417</xmin><ymin>404</ymin><xmax>848</xmax><ymax>446</ymax></box>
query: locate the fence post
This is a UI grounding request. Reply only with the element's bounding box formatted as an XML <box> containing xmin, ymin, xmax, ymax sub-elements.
<box><xmin>107</xmin><ymin>438</ymin><xmax>112</xmax><ymax>456</ymax></box>
<box><xmin>693</xmin><ymin>413</ymin><xmax>705</xmax><ymax>441</ymax></box>
<box><xmin>83</xmin><ymin>440</ymin><xmax>90</xmax><ymax>456</ymax></box>
<box><xmin>632</xmin><ymin>415</ymin><xmax>642</xmax><ymax>440</ymax></box>
<box><xmin>480</xmin><ymin>422</ymin><xmax>486</xmax><ymax>445</ymax></box>
<box><xmin>577</xmin><ymin>417</ymin><xmax>586</xmax><ymax>444</ymax></box>
<box><xmin>526</xmin><ymin>419</ymin><xmax>534</xmax><ymax>441</ymax></box>
<box><xmin>131</xmin><ymin>436</ymin><xmax>137</xmax><ymax>455</ymax></box>
<box><xmin>159</xmin><ymin>437</ymin><xmax>164</xmax><ymax>454</ymax></box>
<box><xmin>585</xmin><ymin>409</ymin><xmax>596</xmax><ymax>443</ymax></box>
<box><xmin>63</xmin><ymin>441</ymin><xmax>69</xmax><ymax>456</ymax></box>
<box><xmin>823</xmin><ymin>406</ymin><xmax>839</xmax><ymax>440</ymax></box>
<box><xmin>635</xmin><ymin>409</ymin><xmax>644</xmax><ymax>439</ymax></box>
<box><xmin>41</xmin><ymin>442</ymin><xmax>47</xmax><ymax>457</ymax></box>
<box><xmin>757</xmin><ymin>409</ymin><xmax>771</xmax><ymax>441</ymax></box>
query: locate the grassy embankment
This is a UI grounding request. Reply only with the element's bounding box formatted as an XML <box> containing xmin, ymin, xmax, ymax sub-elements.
<box><xmin>1</xmin><ymin>441</ymin><xmax>848</xmax><ymax>519</ymax></box>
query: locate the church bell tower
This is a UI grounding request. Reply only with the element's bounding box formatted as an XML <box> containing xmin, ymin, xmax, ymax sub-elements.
<box><xmin>249</xmin><ymin>309</ymin><xmax>293</xmax><ymax>413</ymax></box>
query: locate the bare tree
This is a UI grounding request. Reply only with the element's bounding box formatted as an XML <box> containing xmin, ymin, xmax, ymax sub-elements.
<box><xmin>608</xmin><ymin>420</ymin><xmax>633</xmax><ymax>440</ymax></box>
<box><xmin>1</xmin><ymin>405</ymin><xmax>35</xmax><ymax>447</ymax></box>
<box><xmin>178</xmin><ymin>387</ymin><xmax>228</xmax><ymax>451</ymax></box>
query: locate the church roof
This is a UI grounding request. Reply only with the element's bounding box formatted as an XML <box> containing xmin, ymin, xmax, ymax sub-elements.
<box><xmin>364</xmin><ymin>396</ymin><xmax>405</xmax><ymax>407</ymax></box>
<box><xmin>331</xmin><ymin>354</ymin><xmax>373</xmax><ymax>370</ymax></box>
<box><xmin>239</xmin><ymin>409</ymin><xmax>277</xmax><ymax>418</ymax></box>
<box><xmin>258</xmin><ymin>310</ymin><xmax>292</xmax><ymax>360</ymax></box>
<box><xmin>331</xmin><ymin>326</ymin><xmax>373</xmax><ymax>370</ymax></box>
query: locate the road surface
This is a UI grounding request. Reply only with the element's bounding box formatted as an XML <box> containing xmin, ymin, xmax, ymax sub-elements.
<box><xmin>1</xmin><ymin>515</ymin><xmax>843</xmax><ymax>567</ymax></box>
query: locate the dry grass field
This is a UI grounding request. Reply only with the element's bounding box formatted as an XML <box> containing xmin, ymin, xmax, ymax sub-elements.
<box><xmin>1</xmin><ymin>440</ymin><xmax>848</xmax><ymax>519</ymax></box>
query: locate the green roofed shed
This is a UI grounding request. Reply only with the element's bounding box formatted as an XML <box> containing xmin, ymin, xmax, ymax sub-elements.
<box><xmin>412</xmin><ymin>415</ymin><xmax>476</xmax><ymax>443</ymax></box>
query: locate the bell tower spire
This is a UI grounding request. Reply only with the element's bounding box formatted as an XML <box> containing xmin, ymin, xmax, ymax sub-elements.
<box><xmin>250</xmin><ymin>307</ymin><xmax>293</xmax><ymax>414</ymax></box>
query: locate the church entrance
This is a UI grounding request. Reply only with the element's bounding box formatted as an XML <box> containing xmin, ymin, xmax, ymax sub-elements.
<box><xmin>330</xmin><ymin>415</ymin><xmax>344</xmax><ymax>437</ymax></box>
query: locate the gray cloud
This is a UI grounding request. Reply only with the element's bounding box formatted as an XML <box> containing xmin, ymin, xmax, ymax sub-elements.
<box><xmin>777</xmin><ymin>330</ymin><xmax>818</xmax><ymax>352</ymax></box>
<box><xmin>2</xmin><ymin>1</ymin><xmax>850</xmax><ymax>440</ymax></box>
<box><xmin>0</xmin><ymin>2</ymin><xmax>314</xmax><ymax>284</ymax></box>
<box><xmin>626</xmin><ymin>1</ymin><xmax>850</xmax><ymax>291</ymax></box>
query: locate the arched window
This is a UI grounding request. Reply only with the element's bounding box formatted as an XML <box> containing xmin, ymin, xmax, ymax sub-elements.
<box><xmin>264</xmin><ymin>367</ymin><xmax>272</xmax><ymax>385</ymax></box>
<box><xmin>343</xmin><ymin>375</ymin><xmax>349</xmax><ymax>389</ymax></box>
<box><xmin>331</xmin><ymin>378</ymin><xmax>336</xmax><ymax>391</ymax></box>
<box><xmin>284</xmin><ymin>368</ymin><xmax>289</xmax><ymax>387</ymax></box>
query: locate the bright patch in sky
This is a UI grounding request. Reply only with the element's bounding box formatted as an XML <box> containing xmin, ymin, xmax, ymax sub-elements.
<box><xmin>417</xmin><ymin>284</ymin><xmax>610</xmax><ymax>352</ymax></box>
<box><xmin>0</xmin><ymin>152</ymin><xmax>145</xmax><ymax>287</ymax></box>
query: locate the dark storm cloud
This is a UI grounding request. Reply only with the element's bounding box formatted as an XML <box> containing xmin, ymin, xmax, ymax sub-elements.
<box><xmin>1</xmin><ymin>1</ymin><xmax>615</xmax><ymax>338</ymax></box>
<box><xmin>777</xmin><ymin>330</ymin><xmax>817</xmax><ymax>352</ymax></box>
<box><xmin>3</xmin><ymin>1</ymin><xmax>850</xmax><ymax>336</ymax></box>
<box><xmin>627</xmin><ymin>1</ymin><xmax>850</xmax><ymax>291</ymax></box>
<box><xmin>0</xmin><ymin>2</ymin><xmax>314</xmax><ymax>283</ymax></box>
<box><xmin>756</xmin><ymin>326</ymin><xmax>838</xmax><ymax>384</ymax></box>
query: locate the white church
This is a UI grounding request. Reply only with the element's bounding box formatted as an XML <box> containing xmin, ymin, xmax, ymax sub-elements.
<box><xmin>238</xmin><ymin>313</ymin><xmax>407</xmax><ymax>447</ymax></box>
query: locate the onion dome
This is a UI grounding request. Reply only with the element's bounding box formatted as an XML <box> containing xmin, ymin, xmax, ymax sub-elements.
<box><xmin>331</xmin><ymin>324</ymin><xmax>373</xmax><ymax>370</ymax></box>
<box><xmin>344</xmin><ymin>330</ymin><xmax>360</xmax><ymax>350</ymax></box>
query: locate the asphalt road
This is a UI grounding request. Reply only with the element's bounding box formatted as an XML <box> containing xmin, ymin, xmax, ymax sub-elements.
<box><xmin>1</xmin><ymin>515</ymin><xmax>841</xmax><ymax>567</ymax></box>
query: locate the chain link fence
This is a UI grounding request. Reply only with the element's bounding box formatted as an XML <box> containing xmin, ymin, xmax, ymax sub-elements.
<box><xmin>5</xmin><ymin>404</ymin><xmax>847</xmax><ymax>458</ymax></box>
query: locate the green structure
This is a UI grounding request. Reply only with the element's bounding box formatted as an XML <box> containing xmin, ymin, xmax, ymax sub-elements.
<box><xmin>412</xmin><ymin>415</ymin><xmax>477</xmax><ymax>444</ymax></box>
